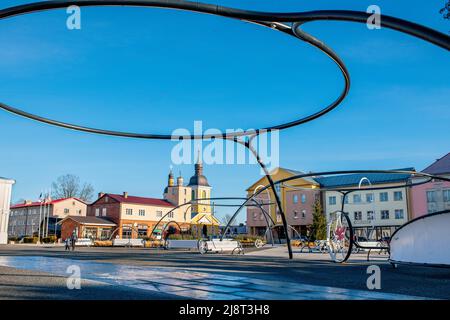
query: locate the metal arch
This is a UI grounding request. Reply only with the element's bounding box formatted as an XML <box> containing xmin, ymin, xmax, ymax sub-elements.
<box><xmin>264</xmin><ymin>223</ymin><xmax>302</xmax><ymax>243</ymax></box>
<box><xmin>148</xmin><ymin>196</ymin><xmax>272</xmax><ymax>239</ymax></box>
<box><xmin>0</xmin><ymin>1</ymin><xmax>447</xmax><ymax>261</ymax></box>
<box><xmin>108</xmin><ymin>225</ymin><xmax>141</xmax><ymax>241</ymax></box>
<box><xmin>0</xmin><ymin>2</ymin><xmax>448</xmax><ymax>138</ymax></box>
<box><xmin>161</xmin><ymin>220</ymin><xmax>183</xmax><ymax>237</ymax></box>
<box><xmin>220</xmin><ymin>135</ymin><xmax>294</xmax><ymax>258</ymax></box>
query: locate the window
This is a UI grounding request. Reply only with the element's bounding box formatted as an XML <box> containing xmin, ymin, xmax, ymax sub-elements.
<box><xmin>354</xmin><ymin>211</ymin><xmax>362</xmax><ymax>221</ymax></box>
<box><xmin>137</xmin><ymin>225</ymin><xmax>148</xmax><ymax>237</ymax></box>
<box><xmin>395</xmin><ymin>209</ymin><xmax>404</xmax><ymax>219</ymax></box>
<box><xmin>276</xmin><ymin>213</ymin><xmax>282</xmax><ymax>222</ymax></box>
<box><xmin>156</xmin><ymin>211</ymin><xmax>163</xmax><ymax>218</ymax></box>
<box><xmin>122</xmin><ymin>226</ymin><xmax>132</xmax><ymax>239</ymax></box>
<box><xmin>102</xmin><ymin>208</ymin><xmax>107</xmax><ymax>217</ymax></box>
<box><xmin>191</xmin><ymin>190</ymin><xmax>195</xmax><ymax>200</ymax></box>
<box><xmin>328</xmin><ymin>196</ymin><xmax>336</xmax><ymax>205</ymax></box>
<box><xmin>444</xmin><ymin>190</ymin><xmax>450</xmax><ymax>202</ymax></box>
<box><xmin>301</xmin><ymin>210</ymin><xmax>306</xmax><ymax>218</ymax></box>
<box><xmin>125</xmin><ymin>208</ymin><xmax>133</xmax><ymax>215</ymax></box>
<box><xmin>367</xmin><ymin>211</ymin><xmax>375</xmax><ymax>220</ymax></box>
<box><xmin>366</xmin><ymin>193</ymin><xmax>374</xmax><ymax>203</ymax></box>
<box><xmin>381</xmin><ymin>210</ymin><xmax>390</xmax><ymax>220</ymax></box>
<box><xmin>168</xmin><ymin>212</ymin><xmax>174</xmax><ymax>219</ymax></box>
<box><xmin>426</xmin><ymin>191</ymin><xmax>436</xmax><ymax>203</ymax></box>
<box><xmin>95</xmin><ymin>208</ymin><xmax>100</xmax><ymax>217</ymax></box>
<box><xmin>202</xmin><ymin>190</ymin><xmax>207</xmax><ymax>199</ymax></box>
<box><xmin>394</xmin><ymin>191</ymin><xmax>403</xmax><ymax>201</ymax></box>
<box><xmin>293</xmin><ymin>195</ymin><xmax>298</xmax><ymax>204</ymax></box>
<box><xmin>64</xmin><ymin>208</ymin><xmax>69</xmax><ymax>214</ymax></box>
<box><xmin>341</xmin><ymin>196</ymin><xmax>349</xmax><ymax>204</ymax></box>
<box><xmin>139</xmin><ymin>209</ymin><xmax>145</xmax><ymax>217</ymax></box>
<box><xmin>301</xmin><ymin>194</ymin><xmax>306</xmax><ymax>204</ymax></box>
<box><xmin>353</xmin><ymin>194</ymin><xmax>361</xmax><ymax>203</ymax></box>
<box><xmin>380</xmin><ymin>192</ymin><xmax>388</xmax><ymax>202</ymax></box>
<box><xmin>253</xmin><ymin>212</ymin><xmax>257</xmax><ymax>220</ymax></box>
<box><xmin>293</xmin><ymin>211</ymin><xmax>298</xmax><ymax>219</ymax></box>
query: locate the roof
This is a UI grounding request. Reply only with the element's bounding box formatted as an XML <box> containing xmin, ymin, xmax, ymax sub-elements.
<box><xmin>315</xmin><ymin>168</ymin><xmax>415</xmax><ymax>188</ymax></box>
<box><xmin>246</xmin><ymin>167</ymin><xmax>319</xmax><ymax>191</ymax></box>
<box><xmin>422</xmin><ymin>153</ymin><xmax>450</xmax><ymax>175</ymax></box>
<box><xmin>103</xmin><ymin>194</ymin><xmax>174</xmax><ymax>207</ymax></box>
<box><xmin>10</xmin><ymin>197</ymin><xmax>86</xmax><ymax>209</ymax></box>
<box><xmin>60</xmin><ymin>216</ymin><xmax>116</xmax><ymax>226</ymax></box>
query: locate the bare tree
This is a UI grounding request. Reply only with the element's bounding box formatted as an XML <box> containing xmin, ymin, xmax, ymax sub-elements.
<box><xmin>440</xmin><ymin>0</ymin><xmax>450</xmax><ymax>19</ymax></box>
<box><xmin>51</xmin><ymin>174</ymin><xmax>94</xmax><ymax>202</ymax></box>
<box><xmin>221</xmin><ymin>213</ymin><xmax>233</xmax><ymax>226</ymax></box>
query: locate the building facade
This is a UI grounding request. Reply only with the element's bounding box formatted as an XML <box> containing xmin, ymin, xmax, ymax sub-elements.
<box><xmin>316</xmin><ymin>170</ymin><xmax>413</xmax><ymax>239</ymax></box>
<box><xmin>8</xmin><ymin>197</ymin><xmax>87</xmax><ymax>238</ymax></box>
<box><xmin>71</xmin><ymin>161</ymin><xmax>220</xmax><ymax>240</ymax></box>
<box><xmin>246</xmin><ymin>168</ymin><xmax>320</xmax><ymax>238</ymax></box>
<box><xmin>0</xmin><ymin>176</ymin><xmax>15</xmax><ymax>244</ymax></box>
<box><xmin>410</xmin><ymin>153</ymin><xmax>450</xmax><ymax>219</ymax></box>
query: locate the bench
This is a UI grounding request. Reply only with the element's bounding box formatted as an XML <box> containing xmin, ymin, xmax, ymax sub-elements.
<box><xmin>198</xmin><ymin>239</ymin><xmax>243</xmax><ymax>255</ymax></box>
<box><xmin>112</xmin><ymin>238</ymin><xmax>144</xmax><ymax>247</ymax></box>
<box><xmin>166</xmin><ymin>240</ymin><xmax>199</xmax><ymax>250</ymax></box>
<box><xmin>356</xmin><ymin>241</ymin><xmax>382</xmax><ymax>251</ymax></box>
<box><xmin>75</xmin><ymin>238</ymin><xmax>93</xmax><ymax>246</ymax></box>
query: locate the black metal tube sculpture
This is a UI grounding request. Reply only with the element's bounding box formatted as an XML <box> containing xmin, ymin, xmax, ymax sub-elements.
<box><xmin>0</xmin><ymin>1</ymin><xmax>449</xmax><ymax>259</ymax></box>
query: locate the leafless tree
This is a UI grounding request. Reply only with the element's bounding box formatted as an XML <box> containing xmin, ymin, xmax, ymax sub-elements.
<box><xmin>221</xmin><ymin>213</ymin><xmax>233</xmax><ymax>226</ymax></box>
<box><xmin>51</xmin><ymin>174</ymin><xmax>94</xmax><ymax>202</ymax></box>
<box><xmin>440</xmin><ymin>0</ymin><xmax>450</xmax><ymax>19</ymax></box>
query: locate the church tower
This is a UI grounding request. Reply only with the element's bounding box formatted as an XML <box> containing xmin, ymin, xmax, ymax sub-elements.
<box><xmin>188</xmin><ymin>155</ymin><xmax>212</xmax><ymax>218</ymax></box>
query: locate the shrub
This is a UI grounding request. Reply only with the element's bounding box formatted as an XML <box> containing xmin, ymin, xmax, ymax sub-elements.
<box><xmin>94</xmin><ymin>240</ymin><xmax>113</xmax><ymax>247</ymax></box>
<box><xmin>42</xmin><ymin>235</ymin><xmax>57</xmax><ymax>243</ymax></box>
<box><xmin>23</xmin><ymin>237</ymin><xmax>39</xmax><ymax>244</ymax></box>
<box><xmin>167</xmin><ymin>234</ymin><xmax>198</xmax><ymax>240</ymax></box>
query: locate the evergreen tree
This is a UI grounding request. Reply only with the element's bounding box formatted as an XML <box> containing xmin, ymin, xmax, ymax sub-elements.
<box><xmin>311</xmin><ymin>199</ymin><xmax>327</xmax><ymax>241</ymax></box>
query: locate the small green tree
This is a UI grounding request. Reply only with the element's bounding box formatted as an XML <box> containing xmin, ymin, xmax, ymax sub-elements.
<box><xmin>311</xmin><ymin>199</ymin><xmax>327</xmax><ymax>241</ymax></box>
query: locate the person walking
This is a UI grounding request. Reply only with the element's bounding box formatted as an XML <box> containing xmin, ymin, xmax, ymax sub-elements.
<box><xmin>64</xmin><ymin>237</ymin><xmax>70</xmax><ymax>251</ymax></box>
<box><xmin>71</xmin><ymin>234</ymin><xmax>76</xmax><ymax>251</ymax></box>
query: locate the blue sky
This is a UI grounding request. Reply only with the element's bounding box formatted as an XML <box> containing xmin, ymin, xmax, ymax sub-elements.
<box><xmin>1</xmin><ymin>0</ymin><xmax>449</xmax><ymax>223</ymax></box>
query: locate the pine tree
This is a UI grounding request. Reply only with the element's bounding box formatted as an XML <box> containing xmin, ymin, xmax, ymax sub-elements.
<box><xmin>311</xmin><ymin>199</ymin><xmax>327</xmax><ymax>241</ymax></box>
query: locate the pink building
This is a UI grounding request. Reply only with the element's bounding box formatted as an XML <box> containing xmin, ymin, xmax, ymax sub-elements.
<box><xmin>411</xmin><ymin>153</ymin><xmax>450</xmax><ymax>219</ymax></box>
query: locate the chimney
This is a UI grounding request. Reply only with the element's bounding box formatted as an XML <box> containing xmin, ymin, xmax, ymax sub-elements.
<box><xmin>24</xmin><ymin>200</ymin><xmax>32</xmax><ymax>205</ymax></box>
<box><xmin>123</xmin><ymin>192</ymin><xmax>128</xmax><ymax>198</ymax></box>
<box><xmin>98</xmin><ymin>192</ymin><xmax>105</xmax><ymax>199</ymax></box>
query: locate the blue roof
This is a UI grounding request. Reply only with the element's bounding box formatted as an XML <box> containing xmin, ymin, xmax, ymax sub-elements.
<box><xmin>315</xmin><ymin>168</ymin><xmax>415</xmax><ymax>188</ymax></box>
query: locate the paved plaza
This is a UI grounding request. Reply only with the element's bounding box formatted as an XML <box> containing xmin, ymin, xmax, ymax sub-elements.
<box><xmin>0</xmin><ymin>244</ymin><xmax>449</xmax><ymax>300</ymax></box>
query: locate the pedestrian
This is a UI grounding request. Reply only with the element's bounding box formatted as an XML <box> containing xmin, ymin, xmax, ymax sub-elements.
<box><xmin>64</xmin><ymin>237</ymin><xmax>70</xmax><ymax>251</ymax></box>
<box><xmin>71</xmin><ymin>234</ymin><xmax>76</xmax><ymax>251</ymax></box>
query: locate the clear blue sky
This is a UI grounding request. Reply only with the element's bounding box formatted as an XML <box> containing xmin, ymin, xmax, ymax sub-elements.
<box><xmin>1</xmin><ymin>0</ymin><xmax>449</xmax><ymax>223</ymax></box>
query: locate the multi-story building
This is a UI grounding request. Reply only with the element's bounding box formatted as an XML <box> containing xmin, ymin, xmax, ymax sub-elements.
<box><xmin>0</xmin><ymin>176</ymin><xmax>15</xmax><ymax>244</ymax></box>
<box><xmin>246</xmin><ymin>167</ymin><xmax>321</xmax><ymax>238</ymax></box>
<box><xmin>316</xmin><ymin>169</ymin><xmax>414</xmax><ymax>239</ymax></box>
<box><xmin>65</xmin><ymin>160</ymin><xmax>220</xmax><ymax>240</ymax></box>
<box><xmin>8</xmin><ymin>197</ymin><xmax>87</xmax><ymax>238</ymax></box>
<box><xmin>410</xmin><ymin>152</ymin><xmax>450</xmax><ymax>219</ymax></box>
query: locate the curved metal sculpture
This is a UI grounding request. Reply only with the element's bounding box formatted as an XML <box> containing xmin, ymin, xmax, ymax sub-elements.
<box><xmin>0</xmin><ymin>1</ymin><xmax>449</xmax><ymax>260</ymax></box>
<box><xmin>389</xmin><ymin>209</ymin><xmax>450</xmax><ymax>267</ymax></box>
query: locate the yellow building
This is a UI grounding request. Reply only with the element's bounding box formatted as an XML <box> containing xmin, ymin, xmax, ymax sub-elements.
<box><xmin>164</xmin><ymin>158</ymin><xmax>219</xmax><ymax>237</ymax></box>
<box><xmin>246</xmin><ymin>168</ymin><xmax>320</xmax><ymax>237</ymax></box>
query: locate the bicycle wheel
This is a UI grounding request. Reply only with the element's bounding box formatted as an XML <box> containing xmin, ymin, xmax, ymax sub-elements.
<box><xmin>327</xmin><ymin>211</ymin><xmax>354</xmax><ymax>263</ymax></box>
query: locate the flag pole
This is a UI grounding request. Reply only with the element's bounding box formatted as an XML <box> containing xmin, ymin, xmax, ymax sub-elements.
<box><xmin>37</xmin><ymin>191</ymin><xmax>43</xmax><ymax>244</ymax></box>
